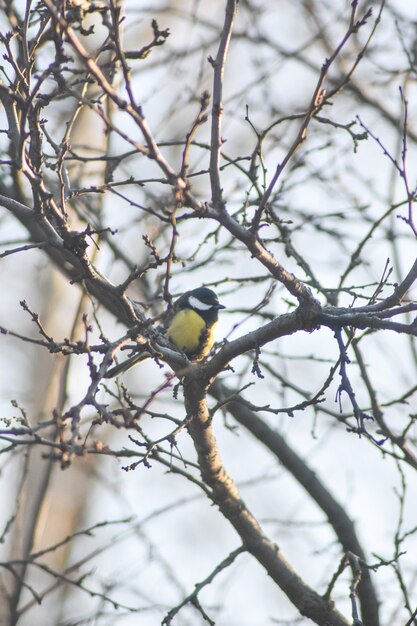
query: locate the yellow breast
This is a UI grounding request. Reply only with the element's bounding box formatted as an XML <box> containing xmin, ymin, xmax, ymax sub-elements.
<box><xmin>166</xmin><ymin>309</ymin><xmax>218</xmax><ymax>360</ymax></box>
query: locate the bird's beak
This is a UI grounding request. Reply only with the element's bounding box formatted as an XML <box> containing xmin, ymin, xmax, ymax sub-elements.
<box><xmin>215</xmin><ymin>303</ymin><xmax>226</xmax><ymax>309</ymax></box>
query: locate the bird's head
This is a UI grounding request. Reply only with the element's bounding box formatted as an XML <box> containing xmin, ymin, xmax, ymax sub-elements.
<box><xmin>186</xmin><ymin>287</ymin><xmax>226</xmax><ymax>313</ymax></box>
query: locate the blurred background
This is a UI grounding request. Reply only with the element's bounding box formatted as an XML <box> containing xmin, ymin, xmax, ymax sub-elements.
<box><xmin>0</xmin><ymin>1</ymin><xmax>416</xmax><ymax>624</ymax></box>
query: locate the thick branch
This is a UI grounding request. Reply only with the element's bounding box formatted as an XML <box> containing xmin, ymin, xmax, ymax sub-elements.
<box><xmin>183</xmin><ymin>375</ymin><xmax>349</xmax><ymax>626</ymax></box>
<box><xmin>206</xmin><ymin>205</ymin><xmax>319</xmax><ymax>306</ymax></box>
<box><xmin>0</xmin><ymin>194</ymin><xmax>137</xmax><ymax>326</ymax></box>
<box><xmin>210</xmin><ymin>380</ymin><xmax>380</xmax><ymax>626</ymax></box>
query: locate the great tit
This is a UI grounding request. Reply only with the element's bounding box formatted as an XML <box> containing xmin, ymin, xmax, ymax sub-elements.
<box><xmin>105</xmin><ymin>287</ymin><xmax>225</xmax><ymax>377</ymax></box>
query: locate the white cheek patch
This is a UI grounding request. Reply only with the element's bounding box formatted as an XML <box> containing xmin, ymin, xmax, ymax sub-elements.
<box><xmin>188</xmin><ymin>296</ymin><xmax>213</xmax><ymax>311</ymax></box>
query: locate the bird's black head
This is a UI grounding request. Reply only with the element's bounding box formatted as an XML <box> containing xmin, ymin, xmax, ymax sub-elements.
<box><xmin>183</xmin><ymin>287</ymin><xmax>225</xmax><ymax>325</ymax></box>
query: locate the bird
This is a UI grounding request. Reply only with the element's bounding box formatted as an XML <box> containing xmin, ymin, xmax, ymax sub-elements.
<box><xmin>105</xmin><ymin>287</ymin><xmax>226</xmax><ymax>377</ymax></box>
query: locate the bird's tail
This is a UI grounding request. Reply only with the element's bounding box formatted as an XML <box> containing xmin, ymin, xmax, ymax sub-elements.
<box><xmin>104</xmin><ymin>352</ymin><xmax>151</xmax><ymax>378</ymax></box>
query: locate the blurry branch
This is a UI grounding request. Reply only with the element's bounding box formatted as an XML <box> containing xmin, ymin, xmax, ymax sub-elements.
<box><xmin>351</xmin><ymin>340</ymin><xmax>417</xmax><ymax>470</ymax></box>
<box><xmin>16</xmin><ymin>517</ymin><xmax>135</xmax><ymax>617</ymax></box>
<box><xmin>1</xmin><ymin>556</ymin><xmax>139</xmax><ymax>618</ymax></box>
<box><xmin>2</xmin><ymin>284</ymin><xmax>92</xmax><ymax>621</ymax></box>
<box><xmin>237</xmin><ymin>5</ymin><xmax>417</xmax><ymax>145</ymax></box>
<box><xmin>334</xmin><ymin>329</ymin><xmax>376</xmax><ymax>438</ymax></box>
<box><xmin>30</xmin><ymin>516</ymin><xmax>132</xmax><ymax>561</ymax></box>
<box><xmin>162</xmin><ymin>546</ymin><xmax>246</xmax><ymax>625</ymax></box>
<box><xmin>248</xmin><ymin>357</ymin><xmax>339</xmax><ymax>417</ymax></box>
<box><xmin>311</xmin><ymin>0</ymin><xmax>385</xmax><ymax>103</ymax></box>
<box><xmin>208</xmin><ymin>0</ymin><xmax>238</xmax><ymax>208</ymax></box>
<box><xmin>250</xmin><ymin>1</ymin><xmax>375</xmax><ymax>232</ymax></box>
<box><xmin>357</xmin><ymin>89</ymin><xmax>417</xmax><ymax>238</ymax></box>
<box><xmin>383</xmin><ymin>463</ymin><xmax>416</xmax><ymax>624</ymax></box>
<box><xmin>0</xmin><ymin>241</ymin><xmax>48</xmax><ymax>258</ymax></box>
<box><xmin>205</xmin><ymin>202</ymin><xmax>321</xmax><ymax>306</ymax></box>
<box><xmin>324</xmin><ymin>552</ymin><xmax>365</xmax><ymax>626</ymax></box>
<box><xmin>339</xmin><ymin>206</ymin><xmax>397</xmax><ymax>288</ymax></box>
<box><xmin>404</xmin><ymin>608</ymin><xmax>417</xmax><ymax>626</ymax></box>
<box><xmin>122</xmin><ymin>416</ymin><xmax>190</xmax><ymax>472</ymax></box>
<box><xmin>180</xmin><ymin>91</ymin><xmax>210</xmax><ymax>178</ymax></box>
<box><xmin>0</xmin><ymin>449</ymin><xmax>30</xmax><ymax>544</ymax></box>
<box><xmin>125</xmin><ymin>18</ymin><xmax>170</xmax><ymax>60</ymax></box>
<box><xmin>321</xmin><ymin>256</ymin><xmax>417</xmax><ymax>321</ymax></box>
<box><xmin>42</xmin><ymin>0</ymin><xmax>184</xmax><ymax>188</ymax></box>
